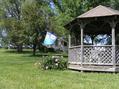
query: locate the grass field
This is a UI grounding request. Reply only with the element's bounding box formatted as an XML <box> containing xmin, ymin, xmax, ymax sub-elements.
<box><xmin>0</xmin><ymin>49</ymin><xmax>119</xmax><ymax>89</ymax></box>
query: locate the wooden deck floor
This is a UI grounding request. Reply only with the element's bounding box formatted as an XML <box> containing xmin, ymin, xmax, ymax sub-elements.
<box><xmin>68</xmin><ymin>64</ymin><xmax>119</xmax><ymax>72</ymax></box>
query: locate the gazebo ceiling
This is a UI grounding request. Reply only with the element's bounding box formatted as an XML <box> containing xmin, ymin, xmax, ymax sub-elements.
<box><xmin>78</xmin><ymin>5</ymin><xmax>119</xmax><ymax>18</ymax></box>
<box><xmin>84</xmin><ymin>21</ymin><xmax>111</xmax><ymax>34</ymax></box>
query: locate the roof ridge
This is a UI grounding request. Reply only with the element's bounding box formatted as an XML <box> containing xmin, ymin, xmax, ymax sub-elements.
<box><xmin>78</xmin><ymin>5</ymin><xmax>100</xmax><ymax>17</ymax></box>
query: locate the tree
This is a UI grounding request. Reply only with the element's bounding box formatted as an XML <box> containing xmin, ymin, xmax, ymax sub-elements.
<box><xmin>1</xmin><ymin>0</ymin><xmax>25</xmax><ymax>52</ymax></box>
<box><xmin>22</xmin><ymin>0</ymin><xmax>50</xmax><ymax>55</ymax></box>
<box><xmin>22</xmin><ymin>0</ymin><xmax>70</xmax><ymax>55</ymax></box>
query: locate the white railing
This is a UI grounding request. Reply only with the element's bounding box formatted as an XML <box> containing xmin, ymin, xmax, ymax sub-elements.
<box><xmin>69</xmin><ymin>46</ymin><xmax>81</xmax><ymax>64</ymax></box>
<box><xmin>116</xmin><ymin>46</ymin><xmax>119</xmax><ymax>65</ymax></box>
<box><xmin>83</xmin><ymin>45</ymin><xmax>113</xmax><ymax>65</ymax></box>
<box><xmin>69</xmin><ymin>45</ymin><xmax>114</xmax><ymax>65</ymax></box>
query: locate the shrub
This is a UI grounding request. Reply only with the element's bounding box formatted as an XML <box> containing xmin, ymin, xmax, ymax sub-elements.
<box><xmin>40</xmin><ymin>56</ymin><xmax>67</xmax><ymax>70</ymax></box>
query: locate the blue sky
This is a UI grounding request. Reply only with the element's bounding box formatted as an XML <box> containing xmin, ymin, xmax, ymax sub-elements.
<box><xmin>49</xmin><ymin>0</ymin><xmax>55</xmax><ymax>10</ymax></box>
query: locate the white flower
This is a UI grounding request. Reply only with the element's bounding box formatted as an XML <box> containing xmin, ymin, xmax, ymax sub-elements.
<box><xmin>55</xmin><ymin>59</ymin><xmax>59</xmax><ymax>62</ymax></box>
<box><xmin>52</xmin><ymin>56</ymin><xmax>55</xmax><ymax>59</ymax></box>
<box><xmin>55</xmin><ymin>63</ymin><xmax>58</xmax><ymax>66</ymax></box>
<box><xmin>45</xmin><ymin>66</ymin><xmax>49</xmax><ymax>69</ymax></box>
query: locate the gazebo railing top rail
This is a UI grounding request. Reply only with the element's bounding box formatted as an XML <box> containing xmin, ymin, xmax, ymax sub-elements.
<box><xmin>69</xmin><ymin>45</ymin><xmax>119</xmax><ymax>48</ymax></box>
<box><xmin>69</xmin><ymin>45</ymin><xmax>115</xmax><ymax>48</ymax></box>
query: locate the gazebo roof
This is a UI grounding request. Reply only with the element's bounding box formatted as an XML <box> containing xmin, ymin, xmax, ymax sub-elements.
<box><xmin>65</xmin><ymin>5</ymin><xmax>119</xmax><ymax>29</ymax></box>
<box><xmin>78</xmin><ymin>5</ymin><xmax>119</xmax><ymax>18</ymax></box>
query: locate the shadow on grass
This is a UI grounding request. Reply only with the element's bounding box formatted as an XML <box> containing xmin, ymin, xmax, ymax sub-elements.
<box><xmin>4</xmin><ymin>49</ymin><xmax>33</xmax><ymax>54</ymax></box>
<box><xmin>25</xmin><ymin>53</ymin><xmax>68</xmax><ymax>58</ymax></box>
<box><xmin>3</xmin><ymin>49</ymin><xmax>68</xmax><ymax>58</ymax></box>
<box><xmin>0</xmin><ymin>61</ymin><xmax>34</xmax><ymax>66</ymax></box>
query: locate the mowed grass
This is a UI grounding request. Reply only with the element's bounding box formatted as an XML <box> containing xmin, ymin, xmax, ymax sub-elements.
<box><xmin>0</xmin><ymin>49</ymin><xmax>119</xmax><ymax>89</ymax></box>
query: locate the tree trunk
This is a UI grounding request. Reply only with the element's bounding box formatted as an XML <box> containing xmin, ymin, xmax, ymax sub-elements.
<box><xmin>33</xmin><ymin>44</ymin><xmax>37</xmax><ymax>55</ymax></box>
<box><xmin>17</xmin><ymin>44</ymin><xmax>23</xmax><ymax>52</ymax></box>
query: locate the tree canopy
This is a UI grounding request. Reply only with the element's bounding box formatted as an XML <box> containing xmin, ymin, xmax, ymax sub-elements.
<box><xmin>0</xmin><ymin>0</ymin><xmax>119</xmax><ymax>52</ymax></box>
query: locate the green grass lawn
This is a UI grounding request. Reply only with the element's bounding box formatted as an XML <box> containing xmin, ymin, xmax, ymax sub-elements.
<box><xmin>0</xmin><ymin>49</ymin><xmax>119</xmax><ymax>89</ymax></box>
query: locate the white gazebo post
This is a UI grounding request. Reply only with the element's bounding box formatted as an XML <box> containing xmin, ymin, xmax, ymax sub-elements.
<box><xmin>80</xmin><ymin>23</ymin><xmax>84</xmax><ymax>69</ymax></box>
<box><xmin>68</xmin><ymin>34</ymin><xmax>71</xmax><ymax>48</ymax></box>
<box><xmin>111</xmin><ymin>21</ymin><xmax>116</xmax><ymax>69</ymax></box>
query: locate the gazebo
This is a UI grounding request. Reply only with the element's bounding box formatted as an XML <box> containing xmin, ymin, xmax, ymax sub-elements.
<box><xmin>65</xmin><ymin>5</ymin><xmax>119</xmax><ymax>72</ymax></box>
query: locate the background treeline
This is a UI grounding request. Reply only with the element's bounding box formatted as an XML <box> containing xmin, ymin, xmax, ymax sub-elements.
<box><xmin>0</xmin><ymin>0</ymin><xmax>119</xmax><ymax>52</ymax></box>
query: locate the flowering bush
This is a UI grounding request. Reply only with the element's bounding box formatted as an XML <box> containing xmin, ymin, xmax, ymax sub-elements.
<box><xmin>41</xmin><ymin>56</ymin><xmax>67</xmax><ymax>70</ymax></box>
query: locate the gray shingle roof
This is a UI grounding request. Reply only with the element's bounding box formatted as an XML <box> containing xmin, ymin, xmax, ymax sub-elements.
<box><xmin>78</xmin><ymin>5</ymin><xmax>119</xmax><ymax>18</ymax></box>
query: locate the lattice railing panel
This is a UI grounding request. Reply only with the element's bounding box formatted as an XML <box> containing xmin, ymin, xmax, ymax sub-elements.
<box><xmin>83</xmin><ymin>46</ymin><xmax>113</xmax><ymax>64</ymax></box>
<box><xmin>69</xmin><ymin>47</ymin><xmax>81</xmax><ymax>63</ymax></box>
<box><xmin>116</xmin><ymin>46</ymin><xmax>119</xmax><ymax>64</ymax></box>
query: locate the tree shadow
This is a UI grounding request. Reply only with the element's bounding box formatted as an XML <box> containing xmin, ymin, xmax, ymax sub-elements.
<box><xmin>25</xmin><ymin>53</ymin><xmax>68</xmax><ymax>58</ymax></box>
<box><xmin>4</xmin><ymin>49</ymin><xmax>33</xmax><ymax>54</ymax></box>
<box><xmin>3</xmin><ymin>49</ymin><xmax>68</xmax><ymax>58</ymax></box>
<box><xmin>3</xmin><ymin>50</ymin><xmax>36</xmax><ymax>59</ymax></box>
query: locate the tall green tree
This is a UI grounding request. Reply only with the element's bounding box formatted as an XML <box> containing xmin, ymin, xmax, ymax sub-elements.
<box><xmin>1</xmin><ymin>0</ymin><xmax>25</xmax><ymax>52</ymax></box>
<box><xmin>22</xmin><ymin>0</ymin><xmax>70</xmax><ymax>54</ymax></box>
<box><xmin>22</xmin><ymin>0</ymin><xmax>51</xmax><ymax>55</ymax></box>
